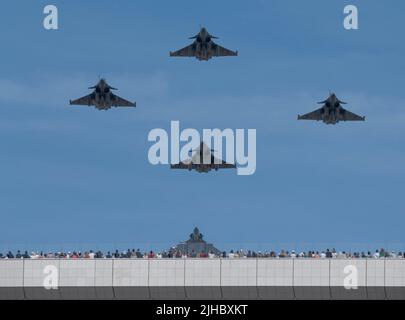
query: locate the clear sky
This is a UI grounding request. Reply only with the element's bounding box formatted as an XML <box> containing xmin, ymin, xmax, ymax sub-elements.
<box><xmin>0</xmin><ymin>0</ymin><xmax>404</xmax><ymax>253</ymax></box>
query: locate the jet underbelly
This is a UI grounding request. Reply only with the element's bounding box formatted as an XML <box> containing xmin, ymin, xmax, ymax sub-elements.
<box><xmin>194</xmin><ymin>42</ymin><xmax>209</xmax><ymax>60</ymax></box>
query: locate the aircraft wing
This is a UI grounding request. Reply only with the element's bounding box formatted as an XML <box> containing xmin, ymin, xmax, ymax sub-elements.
<box><xmin>212</xmin><ymin>156</ymin><xmax>236</xmax><ymax>168</ymax></box>
<box><xmin>217</xmin><ymin>161</ymin><xmax>236</xmax><ymax>169</ymax></box>
<box><xmin>297</xmin><ymin>107</ymin><xmax>323</xmax><ymax>121</ymax></box>
<box><xmin>69</xmin><ymin>94</ymin><xmax>94</xmax><ymax>106</ymax></box>
<box><xmin>170</xmin><ymin>161</ymin><xmax>193</xmax><ymax>169</ymax></box>
<box><xmin>170</xmin><ymin>44</ymin><xmax>196</xmax><ymax>57</ymax></box>
<box><xmin>111</xmin><ymin>93</ymin><xmax>136</xmax><ymax>107</ymax></box>
<box><xmin>211</xmin><ymin>43</ymin><xmax>238</xmax><ymax>57</ymax></box>
<box><xmin>339</xmin><ymin>108</ymin><xmax>365</xmax><ymax>121</ymax></box>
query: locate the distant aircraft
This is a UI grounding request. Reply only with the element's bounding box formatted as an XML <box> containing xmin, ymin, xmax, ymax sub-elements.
<box><xmin>170</xmin><ymin>27</ymin><xmax>238</xmax><ymax>61</ymax></box>
<box><xmin>171</xmin><ymin>142</ymin><xmax>236</xmax><ymax>173</ymax></box>
<box><xmin>69</xmin><ymin>79</ymin><xmax>136</xmax><ymax>110</ymax></box>
<box><xmin>298</xmin><ymin>93</ymin><xmax>365</xmax><ymax>124</ymax></box>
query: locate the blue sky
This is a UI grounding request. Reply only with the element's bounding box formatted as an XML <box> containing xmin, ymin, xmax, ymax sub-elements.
<box><xmin>0</xmin><ymin>0</ymin><xmax>404</xmax><ymax>253</ymax></box>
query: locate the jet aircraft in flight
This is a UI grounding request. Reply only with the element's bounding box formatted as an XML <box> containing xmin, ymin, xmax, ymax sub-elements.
<box><xmin>171</xmin><ymin>142</ymin><xmax>236</xmax><ymax>173</ymax></box>
<box><xmin>170</xmin><ymin>27</ymin><xmax>238</xmax><ymax>61</ymax></box>
<box><xmin>298</xmin><ymin>93</ymin><xmax>365</xmax><ymax>124</ymax></box>
<box><xmin>69</xmin><ymin>79</ymin><xmax>136</xmax><ymax>110</ymax></box>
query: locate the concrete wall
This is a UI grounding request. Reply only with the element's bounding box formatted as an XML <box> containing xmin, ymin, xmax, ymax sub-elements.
<box><xmin>185</xmin><ymin>259</ymin><xmax>221</xmax><ymax>299</ymax></box>
<box><xmin>385</xmin><ymin>259</ymin><xmax>405</xmax><ymax>299</ymax></box>
<box><xmin>257</xmin><ymin>259</ymin><xmax>294</xmax><ymax>299</ymax></box>
<box><xmin>294</xmin><ymin>259</ymin><xmax>330</xmax><ymax>299</ymax></box>
<box><xmin>113</xmin><ymin>259</ymin><xmax>149</xmax><ymax>299</ymax></box>
<box><xmin>221</xmin><ymin>259</ymin><xmax>257</xmax><ymax>299</ymax></box>
<box><xmin>149</xmin><ymin>259</ymin><xmax>185</xmax><ymax>299</ymax></box>
<box><xmin>0</xmin><ymin>258</ymin><xmax>404</xmax><ymax>300</ymax></box>
<box><xmin>24</xmin><ymin>259</ymin><xmax>60</xmax><ymax>300</ymax></box>
<box><xmin>365</xmin><ymin>259</ymin><xmax>385</xmax><ymax>300</ymax></box>
<box><xmin>0</xmin><ymin>260</ymin><xmax>24</xmax><ymax>299</ymax></box>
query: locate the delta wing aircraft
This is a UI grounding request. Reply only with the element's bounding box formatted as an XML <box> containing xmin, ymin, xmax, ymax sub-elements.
<box><xmin>298</xmin><ymin>93</ymin><xmax>365</xmax><ymax>125</ymax></box>
<box><xmin>69</xmin><ymin>79</ymin><xmax>136</xmax><ymax>110</ymax></box>
<box><xmin>170</xmin><ymin>27</ymin><xmax>238</xmax><ymax>61</ymax></box>
<box><xmin>171</xmin><ymin>142</ymin><xmax>236</xmax><ymax>173</ymax></box>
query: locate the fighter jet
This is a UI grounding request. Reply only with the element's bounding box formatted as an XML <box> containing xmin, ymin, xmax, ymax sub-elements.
<box><xmin>171</xmin><ymin>142</ymin><xmax>236</xmax><ymax>173</ymax></box>
<box><xmin>69</xmin><ymin>78</ymin><xmax>136</xmax><ymax>110</ymax></box>
<box><xmin>170</xmin><ymin>27</ymin><xmax>238</xmax><ymax>61</ymax></box>
<box><xmin>298</xmin><ymin>93</ymin><xmax>365</xmax><ymax>125</ymax></box>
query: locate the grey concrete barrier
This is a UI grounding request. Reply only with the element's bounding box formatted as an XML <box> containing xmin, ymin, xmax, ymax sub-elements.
<box><xmin>0</xmin><ymin>258</ymin><xmax>404</xmax><ymax>300</ymax></box>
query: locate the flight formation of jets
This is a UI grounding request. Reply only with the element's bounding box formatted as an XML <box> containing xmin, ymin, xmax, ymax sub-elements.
<box><xmin>69</xmin><ymin>27</ymin><xmax>366</xmax><ymax>173</ymax></box>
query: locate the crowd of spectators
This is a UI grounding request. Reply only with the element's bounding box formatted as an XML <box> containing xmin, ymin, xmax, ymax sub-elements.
<box><xmin>0</xmin><ymin>248</ymin><xmax>404</xmax><ymax>259</ymax></box>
